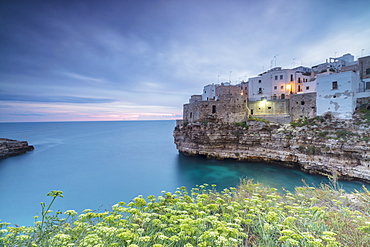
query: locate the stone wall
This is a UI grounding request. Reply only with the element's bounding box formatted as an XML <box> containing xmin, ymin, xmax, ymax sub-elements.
<box><xmin>174</xmin><ymin>119</ymin><xmax>370</xmax><ymax>183</ymax></box>
<box><xmin>215</xmin><ymin>84</ymin><xmax>242</xmax><ymax>96</ymax></box>
<box><xmin>183</xmin><ymin>94</ymin><xmax>248</xmax><ymax>124</ymax></box>
<box><xmin>248</xmin><ymin>99</ymin><xmax>290</xmax><ymax>116</ymax></box>
<box><xmin>290</xmin><ymin>93</ymin><xmax>317</xmax><ymax>121</ymax></box>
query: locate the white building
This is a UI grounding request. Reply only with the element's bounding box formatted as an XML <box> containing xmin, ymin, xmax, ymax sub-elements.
<box><xmin>247</xmin><ymin>67</ymin><xmax>312</xmax><ymax>101</ymax></box>
<box><xmin>202</xmin><ymin>84</ymin><xmax>217</xmax><ymax>101</ymax></box>
<box><xmin>316</xmin><ymin>71</ymin><xmax>363</xmax><ymax>119</ymax></box>
<box><xmin>312</xmin><ymin>53</ymin><xmax>356</xmax><ymax>74</ymax></box>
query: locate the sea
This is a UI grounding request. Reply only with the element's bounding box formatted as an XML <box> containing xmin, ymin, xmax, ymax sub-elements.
<box><xmin>0</xmin><ymin>120</ymin><xmax>369</xmax><ymax>226</ymax></box>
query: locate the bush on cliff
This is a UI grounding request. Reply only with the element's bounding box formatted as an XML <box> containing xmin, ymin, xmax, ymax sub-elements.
<box><xmin>1</xmin><ymin>180</ymin><xmax>370</xmax><ymax>246</ymax></box>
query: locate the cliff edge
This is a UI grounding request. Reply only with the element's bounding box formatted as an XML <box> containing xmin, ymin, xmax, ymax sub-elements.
<box><xmin>174</xmin><ymin>115</ymin><xmax>370</xmax><ymax>183</ymax></box>
<box><xmin>0</xmin><ymin>138</ymin><xmax>34</xmax><ymax>159</ymax></box>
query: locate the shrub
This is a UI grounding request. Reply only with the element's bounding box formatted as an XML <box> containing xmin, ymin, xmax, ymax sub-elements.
<box><xmin>248</xmin><ymin>116</ymin><xmax>270</xmax><ymax>123</ymax></box>
<box><xmin>335</xmin><ymin>130</ymin><xmax>359</xmax><ymax>139</ymax></box>
<box><xmin>234</xmin><ymin>121</ymin><xmax>248</xmax><ymax>129</ymax></box>
<box><xmin>318</xmin><ymin>131</ymin><xmax>330</xmax><ymax>138</ymax></box>
<box><xmin>1</xmin><ymin>181</ymin><xmax>369</xmax><ymax>246</ymax></box>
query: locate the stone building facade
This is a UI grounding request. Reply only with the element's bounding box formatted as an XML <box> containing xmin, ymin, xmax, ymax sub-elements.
<box><xmin>289</xmin><ymin>93</ymin><xmax>317</xmax><ymax>121</ymax></box>
<box><xmin>183</xmin><ymin>94</ymin><xmax>248</xmax><ymax>124</ymax></box>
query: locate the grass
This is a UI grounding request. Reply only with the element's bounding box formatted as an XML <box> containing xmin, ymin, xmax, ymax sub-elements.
<box><xmin>1</xmin><ymin>180</ymin><xmax>370</xmax><ymax>246</ymax></box>
<box><xmin>248</xmin><ymin>116</ymin><xmax>270</xmax><ymax>123</ymax></box>
<box><xmin>290</xmin><ymin>116</ymin><xmax>325</xmax><ymax>128</ymax></box>
<box><xmin>234</xmin><ymin>121</ymin><xmax>249</xmax><ymax>129</ymax></box>
<box><xmin>360</xmin><ymin>108</ymin><xmax>370</xmax><ymax>123</ymax></box>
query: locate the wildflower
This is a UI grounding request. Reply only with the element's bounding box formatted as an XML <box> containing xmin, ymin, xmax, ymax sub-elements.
<box><xmin>64</xmin><ymin>210</ymin><xmax>78</xmax><ymax>216</ymax></box>
<box><xmin>266</xmin><ymin>211</ymin><xmax>279</xmax><ymax>223</ymax></box>
<box><xmin>283</xmin><ymin>216</ymin><xmax>297</xmax><ymax>225</ymax></box>
<box><xmin>139</xmin><ymin>236</ymin><xmax>151</xmax><ymax>242</ymax></box>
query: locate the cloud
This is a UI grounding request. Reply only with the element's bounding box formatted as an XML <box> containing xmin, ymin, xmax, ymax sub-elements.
<box><xmin>0</xmin><ymin>94</ymin><xmax>116</xmax><ymax>104</ymax></box>
<box><xmin>0</xmin><ymin>0</ymin><xmax>370</xmax><ymax>122</ymax></box>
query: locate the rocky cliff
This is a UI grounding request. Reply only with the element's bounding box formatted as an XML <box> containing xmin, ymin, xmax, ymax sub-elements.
<box><xmin>0</xmin><ymin>138</ymin><xmax>34</xmax><ymax>159</ymax></box>
<box><xmin>174</xmin><ymin>116</ymin><xmax>370</xmax><ymax>183</ymax></box>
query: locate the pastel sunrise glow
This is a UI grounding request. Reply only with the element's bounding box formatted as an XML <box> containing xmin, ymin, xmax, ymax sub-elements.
<box><xmin>1</xmin><ymin>0</ymin><xmax>370</xmax><ymax>122</ymax></box>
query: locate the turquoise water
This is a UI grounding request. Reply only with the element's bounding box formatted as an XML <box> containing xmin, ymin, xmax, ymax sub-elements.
<box><xmin>0</xmin><ymin>121</ymin><xmax>368</xmax><ymax>226</ymax></box>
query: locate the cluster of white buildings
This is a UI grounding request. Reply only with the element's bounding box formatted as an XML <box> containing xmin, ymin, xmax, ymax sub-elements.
<box><xmin>188</xmin><ymin>53</ymin><xmax>370</xmax><ymax>123</ymax></box>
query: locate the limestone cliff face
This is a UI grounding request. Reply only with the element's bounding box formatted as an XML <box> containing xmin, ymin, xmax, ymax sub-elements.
<box><xmin>0</xmin><ymin>138</ymin><xmax>34</xmax><ymax>159</ymax></box>
<box><xmin>173</xmin><ymin>118</ymin><xmax>370</xmax><ymax>183</ymax></box>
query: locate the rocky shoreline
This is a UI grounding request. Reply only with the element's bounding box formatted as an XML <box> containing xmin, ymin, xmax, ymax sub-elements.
<box><xmin>173</xmin><ymin>117</ymin><xmax>370</xmax><ymax>183</ymax></box>
<box><xmin>0</xmin><ymin>138</ymin><xmax>34</xmax><ymax>159</ymax></box>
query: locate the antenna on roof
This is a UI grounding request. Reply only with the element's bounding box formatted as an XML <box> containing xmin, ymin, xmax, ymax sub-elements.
<box><xmin>274</xmin><ymin>54</ymin><xmax>279</xmax><ymax>67</ymax></box>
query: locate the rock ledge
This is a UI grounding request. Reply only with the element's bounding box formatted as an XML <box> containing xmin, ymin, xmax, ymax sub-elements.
<box><xmin>0</xmin><ymin>138</ymin><xmax>34</xmax><ymax>159</ymax></box>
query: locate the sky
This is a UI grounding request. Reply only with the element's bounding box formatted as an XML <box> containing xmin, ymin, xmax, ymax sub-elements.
<box><xmin>1</xmin><ymin>0</ymin><xmax>370</xmax><ymax>122</ymax></box>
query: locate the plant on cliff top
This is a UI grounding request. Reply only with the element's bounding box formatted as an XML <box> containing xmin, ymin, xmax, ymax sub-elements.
<box><xmin>1</xmin><ymin>180</ymin><xmax>370</xmax><ymax>247</ymax></box>
<box><xmin>234</xmin><ymin>121</ymin><xmax>249</xmax><ymax>129</ymax></box>
<box><xmin>248</xmin><ymin>116</ymin><xmax>270</xmax><ymax>123</ymax></box>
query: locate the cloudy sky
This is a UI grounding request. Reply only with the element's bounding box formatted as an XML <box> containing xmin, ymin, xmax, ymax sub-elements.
<box><xmin>1</xmin><ymin>0</ymin><xmax>370</xmax><ymax>122</ymax></box>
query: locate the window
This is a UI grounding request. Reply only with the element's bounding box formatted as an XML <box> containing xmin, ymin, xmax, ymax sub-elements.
<box><xmin>366</xmin><ymin>68</ymin><xmax>370</xmax><ymax>75</ymax></box>
<box><xmin>301</xmin><ymin>101</ymin><xmax>305</xmax><ymax>105</ymax></box>
<box><xmin>251</xmin><ymin>109</ymin><xmax>254</xmax><ymax>115</ymax></box>
<box><xmin>274</xmin><ymin>86</ymin><xmax>277</xmax><ymax>90</ymax></box>
<box><xmin>258</xmin><ymin>88</ymin><xmax>263</xmax><ymax>94</ymax></box>
<box><xmin>298</xmin><ymin>85</ymin><xmax>301</xmax><ymax>92</ymax></box>
<box><xmin>281</xmin><ymin>86</ymin><xmax>284</xmax><ymax>89</ymax></box>
<box><xmin>280</xmin><ymin>75</ymin><xmax>283</xmax><ymax>80</ymax></box>
<box><xmin>273</xmin><ymin>94</ymin><xmax>277</xmax><ymax>100</ymax></box>
<box><xmin>281</xmin><ymin>94</ymin><xmax>285</xmax><ymax>99</ymax></box>
<box><xmin>275</xmin><ymin>76</ymin><xmax>278</xmax><ymax>80</ymax></box>
<box><xmin>258</xmin><ymin>80</ymin><xmax>262</xmax><ymax>83</ymax></box>
<box><xmin>332</xmin><ymin>81</ymin><xmax>338</xmax><ymax>90</ymax></box>
<box><xmin>212</xmin><ymin>105</ymin><xmax>216</xmax><ymax>114</ymax></box>
<box><xmin>268</xmin><ymin>107</ymin><xmax>272</xmax><ymax>109</ymax></box>
<box><xmin>290</xmin><ymin>74</ymin><xmax>294</xmax><ymax>81</ymax></box>
<box><xmin>190</xmin><ymin>112</ymin><xmax>193</xmax><ymax>118</ymax></box>
<box><xmin>306</xmin><ymin>86</ymin><xmax>310</xmax><ymax>90</ymax></box>
<box><xmin>298</xmin><ymin>77</ymin><xmax>301</xmax><ymax>83</ymax></box>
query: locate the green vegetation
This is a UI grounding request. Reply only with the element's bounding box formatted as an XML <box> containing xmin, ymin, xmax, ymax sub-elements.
<box><xmin>234</xmin><ymin>121</ymin><xmax>249</xmax><ymax>129</ymax></box>
<box><xmin>298</xmin><ymin>145</ymin><xmax>322</xmax><ymax>155</ymax></box>
<box><xmin>360</xmin><ymin>108</ymin><xmax>370</xmax><ymax>123</ymax></box>
<box><xmin>1</xmin><ymin>180</ymin><xmax>370</xmax><ymax>246</ymax></box>
<box><xmin>290</xmin><ymin>116</ymin><xmax>325</xmax><ymax>128</ymax></box>
<box><xmin>318</xmin><ymin>131</ymin><xmax>330</xmax><ymax>138</ymax></box>
<box><xmin>200</xmin><ymin>121</ymin><xmax>208</xmax><ymax>126</ymax></box>
<box><xmin>248</xmin><ymin>116</ymin><xmax>270</xmax><ymax>123</ymax></box>
<box><xmin>183</xmin><ymin>121</ymin><xmax>189</xmax><ymax>127</ymax></box>
<box><xmin>334</xmin><ymin>130</ymin><xmax>359</xmax><ymax>139</ymax></box>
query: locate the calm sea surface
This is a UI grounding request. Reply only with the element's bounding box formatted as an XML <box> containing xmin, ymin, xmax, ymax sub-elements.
<box><xmin>0</xmin><ymin>120</ymin><xmax>369</xmax><ymax>226</ymax></box>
